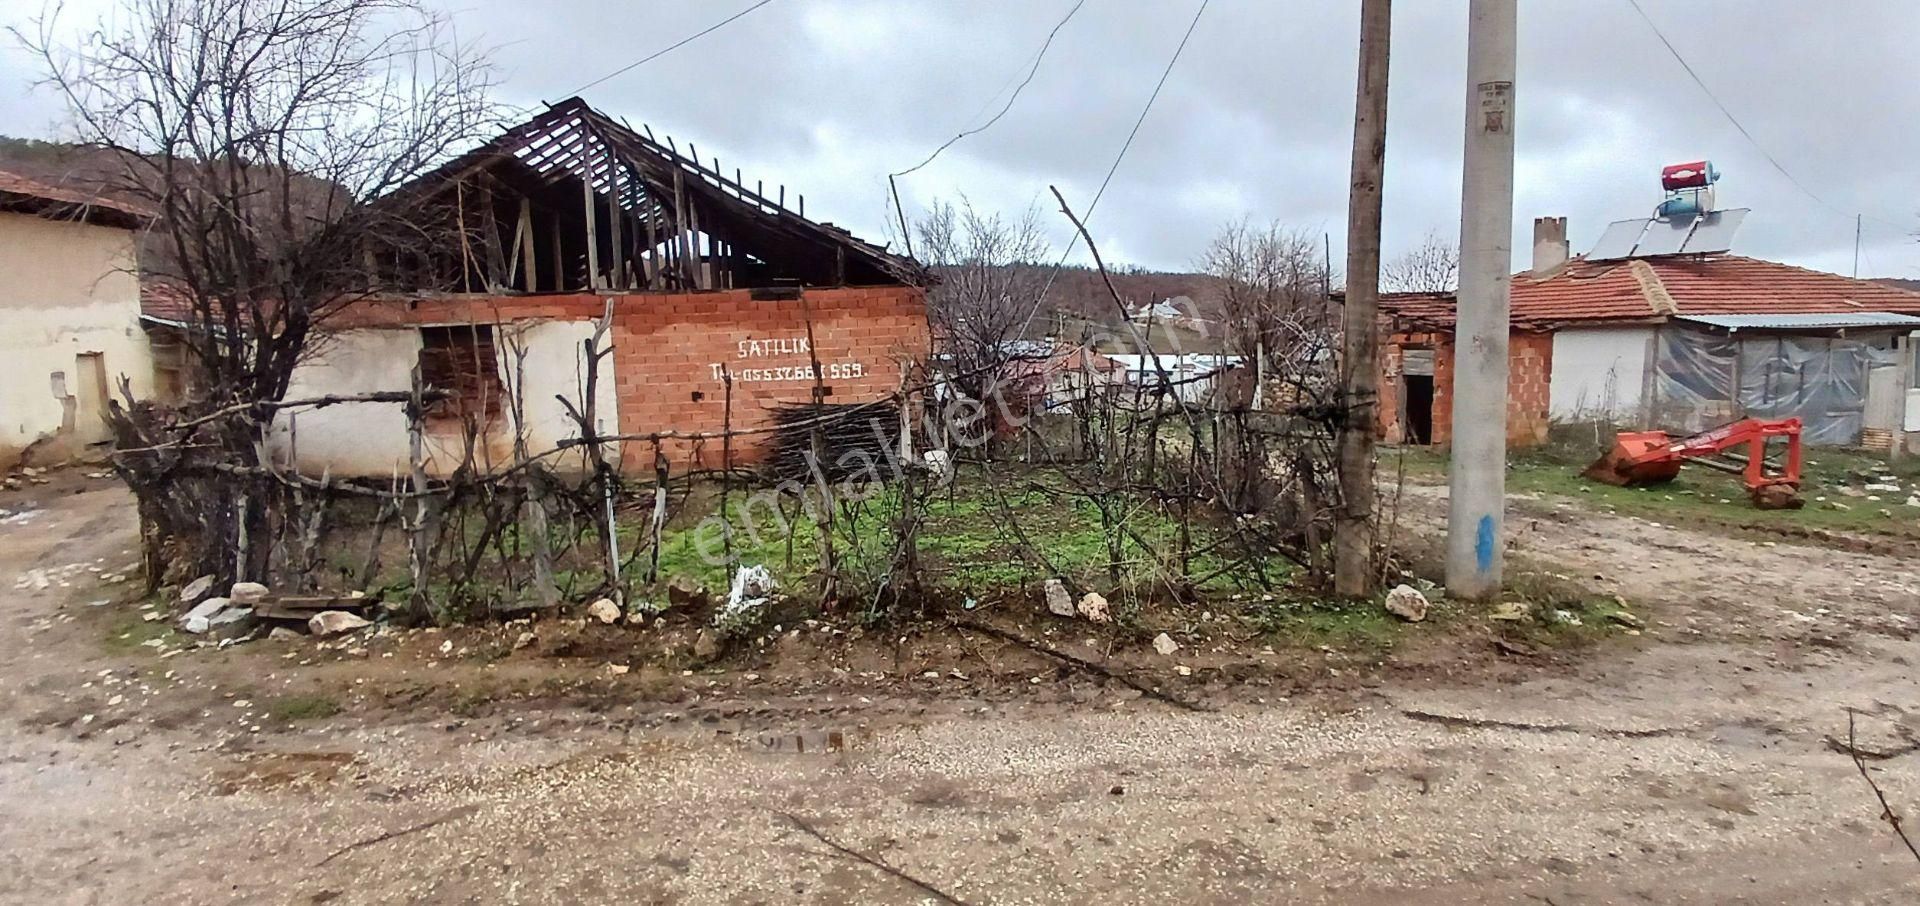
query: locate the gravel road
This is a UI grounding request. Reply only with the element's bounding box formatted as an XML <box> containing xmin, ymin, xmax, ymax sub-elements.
<box><xmin>1</xmin><ymin>480</ymin><xmax>1917</xmax><ymax>904</ymax></box>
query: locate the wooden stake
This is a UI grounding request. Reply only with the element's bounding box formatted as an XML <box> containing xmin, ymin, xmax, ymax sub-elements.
<box><xmin>515</xmin><ymin>198</ymin><xmax>536</xmax><ymax>291</ymax></box>
<box><xmin>582</xmin><ymin>178</ymin><xmax>601</xmax><ymax>290</ymax></box>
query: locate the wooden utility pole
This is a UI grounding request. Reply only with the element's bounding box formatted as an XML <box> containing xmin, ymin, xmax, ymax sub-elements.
<box><xmin>1335</xmin><ymin>0</ymin><xmax>1392</xmax><ymax>597</ymax></box>
<box><xmin>1446</xmin><ymin>0</ymin><xmax>1517</xmax><ymax>600</ymax></box>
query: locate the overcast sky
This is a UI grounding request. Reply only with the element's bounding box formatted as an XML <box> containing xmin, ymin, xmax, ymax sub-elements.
<box><xmin>4</xmin><ymin>0</ymin><xmax>1916</xmax><ymax>279</ymax></box>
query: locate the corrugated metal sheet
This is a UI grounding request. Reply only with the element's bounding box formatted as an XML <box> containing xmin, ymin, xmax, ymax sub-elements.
<box><xmin>1675</xmin><ymin>312</ymin><xmax>1920</xmax><ymax>331</ymax></box>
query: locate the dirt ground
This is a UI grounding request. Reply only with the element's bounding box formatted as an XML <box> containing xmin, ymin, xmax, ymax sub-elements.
<box><xmin>1</xmin><ymin>473</ymin><xmax>1917</xmax><ymax>904</ymax></box>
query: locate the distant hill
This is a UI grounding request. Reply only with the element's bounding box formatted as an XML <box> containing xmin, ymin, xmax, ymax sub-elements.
<box><xmin>0</xmin><ymin>136</ymin><xmax>128</xmax><ymax>192</ymax></box>
<box><xmin>1874</xmin><ymin>277</ymin><xmax>1920</xmax><ymax>293</ymax></box>
<box><xmin>1043</xmin><ymin>265</ymin><xmax>1226</xmax><ymax>320</ymax></box>
<box><xmin>927</xmin><ymin>262</ymin><xmax>1226</xmax><ymax>320</ymax></box>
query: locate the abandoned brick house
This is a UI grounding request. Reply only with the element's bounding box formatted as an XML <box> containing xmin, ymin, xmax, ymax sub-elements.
<box><xmin>0</xmin><ymin>169</ymin><xmax>154</xmax><ymax>469</ymax></box>
<box><xmin>1377</xmin><ymin>217</ymin><xmax>1920</xmax><ymax>451</ymax></box>
<box><xmin>262</xmin><ymin>97</ymin><xmax>931</xmax><ymax>476</ymax></box>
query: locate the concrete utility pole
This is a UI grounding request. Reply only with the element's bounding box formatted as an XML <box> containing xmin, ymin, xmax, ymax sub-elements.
<box><xmin>1446</xmin><ymin>0</ymin><xmax>1517</xmax><ymax>600</ymax></box>
<box><xmin>1335</xmin><ymin>0</ymin><xmax>1392</xmax><ymax>597</ymax></box>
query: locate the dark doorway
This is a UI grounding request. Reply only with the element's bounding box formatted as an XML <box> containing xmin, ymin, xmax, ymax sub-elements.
<box><xmin>1402</xmin><ymin>374</ymin><xmax>1435</xmax><ymax>445</ymax></box>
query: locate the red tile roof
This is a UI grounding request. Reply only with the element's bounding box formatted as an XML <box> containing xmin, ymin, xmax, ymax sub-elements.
<box><xmin>0</xmin><ymin>167</ymin><xmax>151</xmax><ymax>229</ymax></box>
<box><xmin>140</xmin><ymin>279</ymin><xmax>196</xmax><ymax>324</ymax></box>
<box><xmin>1380</xmin><ymin>254</ymin><xmax>1920</xmax><ymax>331</ymax></box>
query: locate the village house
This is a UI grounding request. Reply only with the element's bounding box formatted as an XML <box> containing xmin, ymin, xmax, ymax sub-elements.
<box><xmin>0</xmin><ymin>169</ymin><xmax>154</xmax><ymax>468</ymax></box>
<box><xmin>258</xmin><ymin>98</ymin><xmax>931</xmax><ymax>477</ymax></box>
<box><xmin>1376</xmin><ymin>216</ymin><xmax>1920</xmax><ymax>451</ymax></box>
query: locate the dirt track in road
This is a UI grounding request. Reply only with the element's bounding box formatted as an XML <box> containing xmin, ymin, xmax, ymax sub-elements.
<box><xmin>1</xmin><ymin>479</ymin><xmax>1917</xmax><ymax>904</ymax></box>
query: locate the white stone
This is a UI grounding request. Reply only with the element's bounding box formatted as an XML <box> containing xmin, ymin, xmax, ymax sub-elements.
<box><xmin>1152</xmin><ymin>632</ymin><xmax>1180</xmax><ymax>656</ymax></box>
<box><xmin>179</xmin><ymin>597</ymin><xmax>232</xmax><ymax>634</ymax></box>
<box><xmin>513</xmin><ymin>631</ymin><xmax>537</xmax><ymax>650</ymax></box>
<box><xmin>228</xmin><ymin>581</ymin><xmax>269</xmax><ymax>605</ymax></box>
<box><xmin>587</xmin><ymin>598</ymin><xmax>621</xmax><ymax>625</ymax></box>
<box><xmin>178</xmin><ymin>575</ymin><xmax>215</xmax><ymax>604</ymax></box>
<box><xmin>1044</xmin><ymin>578</ymin><xmax>1075</xmax><ymax>618</ymax></box>
<box><xmin>308</xmin><ymin>611</ymin><xmax>372</xmax><ymax>637</ymax></box>
<box><xmin>1075</xmin><ymin>591</ymin><xmax>1112</xmax><ymax>624</ymax></box>
<box><xmin>1385</xmin><ymin>584</ymin><xmax>1429</xmax><ymax>622</ymax></box>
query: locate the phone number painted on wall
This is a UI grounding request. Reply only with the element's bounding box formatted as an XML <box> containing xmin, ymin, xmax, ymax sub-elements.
<box><xmin>708</xmin><ymin>361</ymin><xmax>867</xmax><ymax>383</ymax></box>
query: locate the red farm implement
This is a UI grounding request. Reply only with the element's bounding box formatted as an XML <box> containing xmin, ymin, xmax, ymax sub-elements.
<box><xmin>1582</xmin><ymin>417</ymin><xmax>1805</xmax><ymax>509</ymax></box>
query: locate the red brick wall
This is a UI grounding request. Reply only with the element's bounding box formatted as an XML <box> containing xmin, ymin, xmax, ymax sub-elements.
<box><xmin>332</xmin><ymin>287</ymin><xmax>929</xmax><ymax>470</ymax></box>
<box><xmin>609</xmin><ymin>287</ymin><xmax>927</xmax><ymax>468</ymax></box>
<box><xmin>1377</xmin><ymin>327</ymin><xmax>1552</xmax><ymax>447</ymax></box>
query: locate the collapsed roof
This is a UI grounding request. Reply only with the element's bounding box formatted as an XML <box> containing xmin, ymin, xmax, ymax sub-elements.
<box><xmin>374</xmin><ymin>97</ymin><xmax>928</xmax><ymax>293</ymax></box>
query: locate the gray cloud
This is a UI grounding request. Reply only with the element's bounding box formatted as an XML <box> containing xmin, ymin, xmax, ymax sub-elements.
<box><xmin>3</xmin><ymin>0</ymin><xmax>1914</xmax><ymax>277</ymax></box>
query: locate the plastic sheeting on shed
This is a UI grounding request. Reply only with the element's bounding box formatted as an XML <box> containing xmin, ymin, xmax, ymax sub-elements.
<box><xmin>1647</xmin><ymin>326</ymin><xmax>1899</xmax><ymax>445</ymax></box>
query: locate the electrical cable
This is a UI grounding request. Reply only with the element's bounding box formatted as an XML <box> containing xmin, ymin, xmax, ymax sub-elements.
<box><xmin>1015</xmin><ymin>0</ymin><xmax>1212</xmax><ymax>340</ymax></box>
<box><xmin>891</xmin><ymin>0</ymin><xmax>1089</xmax><ymax>179</ymax></box>
<box><xmin>1624</xmin><ymin>0</ymin><xmax>1906</xmax><ymax>232</ymax></box>
<box><xmin>568</xmin><ymin>0</ymin><xmax>778</xmax><ymax>97</ymax></box>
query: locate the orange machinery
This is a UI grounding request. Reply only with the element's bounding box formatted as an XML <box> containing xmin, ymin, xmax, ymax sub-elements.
<box><xmin>1583</xmin><ymin>417</ymin><xmax>1804</xmax><ymax>509</ymax></box>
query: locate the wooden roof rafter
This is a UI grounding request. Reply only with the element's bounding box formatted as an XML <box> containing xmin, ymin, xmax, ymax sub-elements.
<box><xmin>379</xmin><ymin>96</ymin><xmax>931</xmax><ymax>287</ymax></box>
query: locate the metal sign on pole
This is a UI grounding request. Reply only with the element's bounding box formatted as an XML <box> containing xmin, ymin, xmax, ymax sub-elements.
<box><xmin>1446</xmin><ymin>0</ymin><xmax>1516</xmax><ymax>600</ymax></box>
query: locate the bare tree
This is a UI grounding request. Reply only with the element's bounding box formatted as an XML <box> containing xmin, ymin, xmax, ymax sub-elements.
<box><xmin>1198</xmin><ymin>219</ymin><xmax>1330</xmax><ymax>379</ymax></box>
<box><xmin>21</xmin><ymin>0</ymin><xmax>499</xmax><ymax>586</ymax></box>
<box><xmin>915</xmin><ymin>198</ymin><xmax>1050</xmax><ymax>409</ymax></box>
<box><xmin>1381</xmin><ymin>229</ymin><xmax>1460</xmax><ymax>294</ymax></box>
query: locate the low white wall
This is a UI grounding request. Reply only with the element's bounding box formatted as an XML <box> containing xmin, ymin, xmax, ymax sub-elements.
<box><xmin>269</xmin><ymin>321</ymin><xmax>619</xmax><ymax>477</ymax></box>
<box><xmin>272</xmin><ymin>329</ymin><xmax>421</xmax><ymax>476</ymax></box>
<box><xmin>499</xmin><ymin>320</ymin><xmax>622</xmax><ymax>472</ymax></box>
<box><xmin>0</xmin><ymin>213</ymin><xmax>150</xmax><ymax>464</ymax></box>
<box><xmin>1550</xmin><ymin>327</ymin><xmax>1651</xmax><ymax>423</ymax></box>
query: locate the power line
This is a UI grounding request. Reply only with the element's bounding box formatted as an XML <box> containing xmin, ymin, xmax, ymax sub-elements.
<box><xmin>567</xmin><ymin>0</ymin><xmax>779</xmax><ymax>97</ymax></box>
<box><xmin>1079</xmin><ymin>0</ymin><xmax>1209</xmax><ymax>222</ymax></box>
<box><xmin>1017</xmin><ymin>0</ymin><xmax>1212</xmax><ymax>338</ymax></box>
<box><xmin>892</xmin><ymin>0</ymin><xmax>1089</xmax><ymax>179</ymax></box>
<box><xmin>1623</xmin><ymin>0</ymin><xmax>1906</xmax><ymax>231</ymax></box>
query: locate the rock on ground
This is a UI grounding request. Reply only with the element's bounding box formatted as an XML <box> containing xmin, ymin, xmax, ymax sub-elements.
<box><xmin>667</xmin><ymin>576</ymin><xmax>706</xmax><ymax>606</ymax></box>
<box><xmin>179</xmin><ymin>597</ymin><xmax>232</xmax><ymax>634</ymax></box>
<box><xmin>587</xmin><ymin>598</ymin><xmax>621</xmax><ymax>625</ymax></box>
<box><xmin>1076</xmin><ymin>591</ymin><xmax>1112</xmax><ymax>624</ymax></box>
<box><xmin>1044</xmin><ymin>578</ymin><xmax>1075</xmax><ymax>618</ymax></box>
<box><xmin>178</xmin><ymin>575</ymin><xmax>215</xmax><ymax>604</ymax></box>
<box><xmin>228</xmin><ymin>582</ymin><xmax>269</xmax><ymax>605</ymax></box>
<box><xmin>1152</xmin><ymin>632</ymin><xmax>1180</xmax><ymax>656</ymax></box>
<box><xmin>1385</xmin><ymin>584</ymin><xmax>1429</xmax><ymax>622</ymax></box>
<box><xmin>308</xmin><ymin>610</ymin><xmax>372</xmax><ymax>637</ymax></box>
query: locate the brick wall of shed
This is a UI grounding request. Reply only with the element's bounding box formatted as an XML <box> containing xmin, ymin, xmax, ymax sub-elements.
<box><xmin>1378</xmin><ymin>328</ymin><xmax>1552</xmax><ymax>447</ymax></box>
<box><xmin>330</xmin><ymin>286</ymin><xmax>928</xmax><ymax>472</ymax></box>
<box><xmin>609</xmin><ymin>287</ymin><xmax>927</xmax><ymax>468</ymax></box>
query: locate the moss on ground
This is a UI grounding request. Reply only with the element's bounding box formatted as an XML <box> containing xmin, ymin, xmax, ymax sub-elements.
<box><xmin>266</xmin><ymin>693</ymin><xmax>343</xmax><ymax>721</ymax></box>
<box><xmin>1389</xmin><ymin>441</ymin><xmax>1920</xmax><ymax>544</ymax></box>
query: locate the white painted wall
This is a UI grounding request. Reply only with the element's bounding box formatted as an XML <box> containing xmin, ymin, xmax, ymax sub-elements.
<box><xmin>0</xmin><ymin>212</ymin><xmax>150</xmax><ymax>465</ymax></box>
<box><xmin>269</xmin><ymin>321</ymin><xmax>619</xmax><ymax>477</ymax></box>
<box><xmin>271</xmin><ymin>329</ymin><xmax>420</xmax><ymax>476</ymax></box>
<box><xmin>1904</xmin><ymin>333</ymin><xmax>1920</xmax><ymax>441</ymax></box>
<box><xmin>1550</xmin><ymin>327</ymin><xmax>1652</xmax><ymax>423</ymax></box>
<box><xmin>498</xmin><ymin>320</ymin><xmax>622</xmax><ymax>472</ymax></box>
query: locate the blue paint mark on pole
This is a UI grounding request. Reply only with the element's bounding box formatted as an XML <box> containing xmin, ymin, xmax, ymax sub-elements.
<box><xmin>1475</xmin><ymin>514</ymin><xmax>1496</xmax><ymax>573</ymax></box>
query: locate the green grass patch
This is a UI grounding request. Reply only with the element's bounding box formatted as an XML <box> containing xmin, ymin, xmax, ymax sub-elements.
<box><xmin>633</xmin><ymin>471</ymin><xmax>1278</xmax><ymax>606</ymax></box>
<box><xmin>1496</xmin><ymin>565</ymin><xmax>1638</xmax><ymax>647</ymax></box>
<box><xmin>1399</xmin><ymin>439</ymin><xmax>1920</xmax><ymax>543</ymax></box>
<box><xmin>265</xmin><ymin>693</ymin><xmax>343</xmax><ymax>721</ymax></box>
<box><xmin>102</xmin><ymin>614</ymin><xmax>173</xmax><ymax>653</ymax></box>
<box><xmin>1244</xmin><ymin>596</ymin><xmax>1405</xmax><ymax>652</ymax></box>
